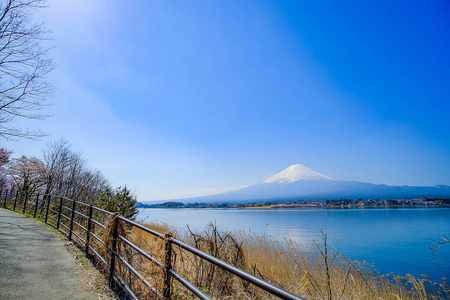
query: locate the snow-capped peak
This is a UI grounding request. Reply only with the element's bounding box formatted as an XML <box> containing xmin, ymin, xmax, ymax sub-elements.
<box><xmin>263</xmin><ymin>164</ymin><xmax>337</xmax><ymax>184</ymax></box>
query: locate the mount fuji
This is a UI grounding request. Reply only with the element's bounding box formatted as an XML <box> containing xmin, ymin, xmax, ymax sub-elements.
<box><xmin>262</xmin><ymin>164</ymin><xmax>337</xmax><ymax>183</ymax></box>
<box><xmin>169</xmin><ymin>164</ymin><xmax>450</xmax><ymax>203</ymax></box>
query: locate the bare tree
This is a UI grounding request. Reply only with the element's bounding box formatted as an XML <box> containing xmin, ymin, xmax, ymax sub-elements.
<box><xmin>40</xmin><ymin>138</ymin><xmax>109</xmax><ymax>202</ymax></box>
<box><xmin>0</xmin><ymin>147</ymin><xmax>12</xmax><ymax>190</ymax></box>
<box><xmin>60</xmin><ymin>151</ymin><xmax>86</xmax><ymax>198</ymax></box>
<box><xmin>41</xmin><ymin>137</ymin><xmax>71</xmax><ymax>196</ymax></box>
<box><xmin>0</xmin><ymin>147</ymin><xmax>12</xmax><ymax>172</ymax></box>
<box><xmin>8</xmin><ymin>154</ymin><xmax>44</xmax><ymax>193</ymax></box>
<box><xmin>0</xmin><ymin>0</ymin><xmax>54</xmax><ymax>140</ymax></box>
<box><xmin>75</xmin><ymin>169</ymin><xmax>109</xmax><ymax>204</ymax></box>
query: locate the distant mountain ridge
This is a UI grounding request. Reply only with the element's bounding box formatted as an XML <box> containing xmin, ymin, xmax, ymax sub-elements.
<box><xmin>146</xmin><ymin>164</ymin><xmax>450</xmax><ymax>204</ymax></box>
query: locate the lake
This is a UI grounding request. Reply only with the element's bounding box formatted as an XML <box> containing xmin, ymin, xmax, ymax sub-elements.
<box><xmin>137</xmin><ymin>207</ymin><xmax>450</xmax><ymax>283</ymax></box>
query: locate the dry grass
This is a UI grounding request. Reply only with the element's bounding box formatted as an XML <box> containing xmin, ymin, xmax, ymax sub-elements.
<box><xmin>237</xmin><ymin>229</ymin><xmax>450</xmax><ymax>300</ymax></box>
<box><xmin>121</xmin><ymin>221</ymin><xmax>450</xmax><ymax>300</ymax></box>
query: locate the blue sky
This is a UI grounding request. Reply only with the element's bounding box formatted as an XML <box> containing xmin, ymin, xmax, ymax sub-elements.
<box><xmin>5</xmin><ymin>0</ymin><xmax>450</xmax><ymax>201</ymax></box>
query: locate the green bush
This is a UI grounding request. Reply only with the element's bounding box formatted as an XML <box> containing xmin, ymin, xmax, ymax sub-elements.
<box><xmin>96</xmin><ymin>185</ymin><xmax>139</xmax><ymax>220</ymax></box>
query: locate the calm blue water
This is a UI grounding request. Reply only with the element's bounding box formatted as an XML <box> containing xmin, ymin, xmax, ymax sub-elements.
<box><xmin>137</xmin><ymin>207</ymin><xmax>450</xmax><ymax>282</ymax></box>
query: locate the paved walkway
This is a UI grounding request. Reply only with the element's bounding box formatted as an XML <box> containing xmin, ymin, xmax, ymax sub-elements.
<box><xmin>0</xmin><ymin>208</ymin><xmax>99</xmax><ymax>300</ymax></box>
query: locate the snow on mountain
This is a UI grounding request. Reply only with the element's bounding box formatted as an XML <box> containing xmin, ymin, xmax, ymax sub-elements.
<box><xmin>263</xmin><ymin>164</ymin><xmax>337</xmax><ymax>183</ymax></box>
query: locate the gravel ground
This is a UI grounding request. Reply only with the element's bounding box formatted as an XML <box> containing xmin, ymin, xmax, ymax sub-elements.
<box><xmin>0</xmin><ymin>208</ymin><xmax>110</xmax><ymax>300</ymax></box>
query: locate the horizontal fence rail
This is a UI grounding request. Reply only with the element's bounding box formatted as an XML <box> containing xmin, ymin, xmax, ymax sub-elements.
<box><xmin>0</xmin><ymin>189</ymin><xmax>306</xmax><ymax>300</ymax></box>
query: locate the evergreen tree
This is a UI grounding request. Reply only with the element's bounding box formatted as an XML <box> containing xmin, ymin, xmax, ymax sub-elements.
<box><xmin>96</xmin><ymin>185</ymin><xmax>139</xmax><ymax>220</ymax></box>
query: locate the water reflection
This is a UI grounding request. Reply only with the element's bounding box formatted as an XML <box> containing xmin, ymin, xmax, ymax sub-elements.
<box><xmin>137</xmin><ymin>207</ymin><xmax>450</xmax><ymax>282</ymax></box>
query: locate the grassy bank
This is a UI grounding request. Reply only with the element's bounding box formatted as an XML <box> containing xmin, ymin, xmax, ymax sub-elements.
<box><xmin>121</xmin><ymin>220</ymin><xmax>449</xmax><ymax>299</ymax></box>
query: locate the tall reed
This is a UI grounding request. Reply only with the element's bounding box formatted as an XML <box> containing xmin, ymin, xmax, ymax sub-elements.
<box><xmin>119</xmin><ymin>220</ymin><xmax>450</xmax><ymax>299</ymax></box>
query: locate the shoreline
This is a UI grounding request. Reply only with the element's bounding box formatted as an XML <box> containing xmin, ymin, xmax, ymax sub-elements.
<box><xmin>139</xmin><ymin>196</ymin><xmax>450</xmax><ymax>210</ymax></box>
<box><xmin>140</xmin><ymin>204</ymin><xmax>447</xmax><ymax>210</ymax></box>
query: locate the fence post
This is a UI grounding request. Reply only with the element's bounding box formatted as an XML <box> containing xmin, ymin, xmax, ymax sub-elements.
<box><xmin>69</xmin><ymin>199</ymin><xmax>76</xmax><ymax>241</ymax></box>
<box><xmin>33</xmin><ymin>193</ymin><xmax>40</xmax><ymax>218</ymax></box>
<box><xmin>163</xmin><ymin>232</ymin><xmax>173</xmax><ymax>299</ymax></box>
<box><xmin>45</xmin><ymin>195</ymin><xmax>51</xmax><ymax>224</ymax></box>
<box><xmin>109</xmin><ymin>213</ymin><xmax>120</xmax><ymax>288</ymax></box>
<box><xmin>57</xmin><ymin>196</ymin><xmax>63</xmax><ymax>230</ymax></box>
<box><xmin>3</xmin><ymin>190</ymin><xmax>8</xmax><ymax>208</ymax></box>
<box><xmin>22</xmin><ymin>191</ymin><xmax>29</xmax><ymax>214</ymax></box>
<box><xmin>13</xmin><ymin>190</ymin><xmax>18</xmax><ymax>211</ymax></box>
<box><xmin>85</xmin><ymin>205</ymin><xmax>94</xmax><ymax>256</ymax></box>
